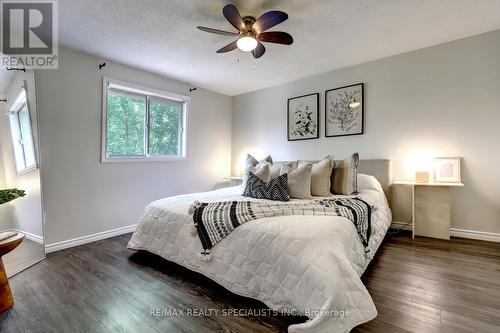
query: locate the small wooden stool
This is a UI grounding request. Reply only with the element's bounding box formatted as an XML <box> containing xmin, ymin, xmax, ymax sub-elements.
<box><xmin>0</xmin><ymin>233</ymin><xmax>24</xmax><ymax>313</ymax></box>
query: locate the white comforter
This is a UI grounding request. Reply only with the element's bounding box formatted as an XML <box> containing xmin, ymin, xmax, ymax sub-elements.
<box><xmin>128</xmin><ymin>175</ymin><xmax>392</xmax><ymax>332</ymax></box>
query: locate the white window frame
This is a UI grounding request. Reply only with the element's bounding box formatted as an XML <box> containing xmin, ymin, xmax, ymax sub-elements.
<box><xmin>8</xmin><ymin>85</ymin><xmax>37</xmax><ymax>175</ymax></box>
<box><xmin>101</xmin><ymin>77</ymin><xmax>189</xmax><ymax>163</ymax></box>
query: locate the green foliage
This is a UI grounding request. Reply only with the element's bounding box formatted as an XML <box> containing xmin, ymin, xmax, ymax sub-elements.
<box><xmin>149</xmin><ymin>100</ymin><xmax>181</xmax><ymax>156</ymax></box>
<box><xmin>106</xmin><ymin>92</ymin><xmax>182</xmax><ymax>157</ymax></box>
<box><xmin>0</xmin><ymin>188</ymin><xmax>25</xmax><ymax>205</ymax></box>
<box><xmin>107</xmin><ymin>92</ymin><xmax>145</xmax><ymax>156</ymax></box>
<box><xmin>291</xmin><ymin>103</ymin><xmax>317</xmax><ymax>137</ymax></box>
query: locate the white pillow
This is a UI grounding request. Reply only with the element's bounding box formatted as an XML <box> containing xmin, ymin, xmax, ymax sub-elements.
<box><xmin>248</xmin><ymin>163</ymin><xmax>271</xmax><ymax>182</ymax></box>
<box><xmin>357</xmin><ymin>173</ymin><xmax>382</xmax><ymax>192</ymax></box>
<box><xmin>245</xmin><ymin>154</ymin><xmax>272</xmax><ymax>167</ymax></box>
<box><xmin>299</xmin><ymin>157</ymin><xmax>334</xmax><ymax>197</ymax></box>
<box><xmin>280</xmin><ymin>162</ymin><xmax>312</xmax><ymax>199</ymax></box>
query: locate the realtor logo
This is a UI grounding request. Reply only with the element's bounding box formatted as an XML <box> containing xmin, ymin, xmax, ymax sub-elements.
<box><xmin>1</xmin><ymin>0</ymin><xmax>58</xmax><ymax>68</ymax></box>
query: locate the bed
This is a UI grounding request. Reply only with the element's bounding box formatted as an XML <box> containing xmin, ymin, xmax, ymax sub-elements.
<box><xmin>128</xmin><ymin>159</ymin><xmax>392</xmax><ymax>333</ymax></box>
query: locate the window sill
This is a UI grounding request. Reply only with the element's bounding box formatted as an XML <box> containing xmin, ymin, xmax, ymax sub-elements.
<box><xmin>101</xmin><ymin>156</ymin><xmax>187</xmax><ymax>163</ymax></box>
<box><xmin>16</xmin><ymin>165</ymin><xmax>38</xmax><ymax>176</ymax></box>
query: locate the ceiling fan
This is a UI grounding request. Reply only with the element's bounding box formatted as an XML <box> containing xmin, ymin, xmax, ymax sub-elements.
<box><xmin>197</xmin><ymin>4</ymin><xmax>293</xmax><ymax>59</ymax></box>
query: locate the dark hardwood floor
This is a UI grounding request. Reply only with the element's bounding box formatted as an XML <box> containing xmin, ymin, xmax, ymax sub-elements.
<box><xmin>1</xmin><ymin>231</ymin><xmax>499</xmax><ymax>332</ymax></box>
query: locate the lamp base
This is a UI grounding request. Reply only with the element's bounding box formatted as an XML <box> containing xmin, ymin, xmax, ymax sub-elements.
<box><xmin>415</xmin><ymin>171</ymin><xmax>430</xmax><ymax>183</ymax></box>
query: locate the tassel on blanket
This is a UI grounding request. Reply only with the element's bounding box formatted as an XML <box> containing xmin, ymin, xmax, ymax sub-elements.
<box><xmin>364</xmin><ymin>248</ymin><xmax>373</xmax><ymax>260</ymax></box>
<box><xmin>199</xmin><ymin>250</ymin><xmax>213</xmax><ymax>262</ymax></box>
<box><xmin>188</xmin><ymin>201</ymin><xmax>201</xmax><ymax>215</ymax></box>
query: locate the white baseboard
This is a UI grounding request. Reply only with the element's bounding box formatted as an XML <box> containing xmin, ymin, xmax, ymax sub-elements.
<box><xmin>450</xmin><ymin>228</ymin><xmax>500</xmax><ymax>243</ymax></box>
<box><xmin>45</xmin><ymin>224</ymin><xmax>137</xmax><ymax>253</ymax></box>
<box><xmin>390</xmin><ymin>221</ymin><xmax>500</xmax><ymax>243</ymax></box>
<box><xmin>7</xmin><ymin>228</ymin><xmax>44</xmax><ymax>244</ymax></box>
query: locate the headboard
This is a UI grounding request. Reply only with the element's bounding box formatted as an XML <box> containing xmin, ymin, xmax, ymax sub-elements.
<box><xmin>356</xmin><ymin>159</ymin><xmax>392</xmax><ymax>198</ymax></box>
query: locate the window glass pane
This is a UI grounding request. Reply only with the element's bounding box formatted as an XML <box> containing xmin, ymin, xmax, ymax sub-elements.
<box><xmin>106</xmin><ymin>90</ymin><xmax>146</xmax><ymax>156</ymax></box>
<box><xmin>149</xmin><ymin>98</ymin><xmax>182</xmax><ymax>156</ymax></box>
<box><xmin>9</xmin><ymin>113</ymin><xmax>26</xmax><ymax>173</ymax></box>
<box><xmin>18</xmin><ymin>104</ymin><xmax>36</xmax><ymax>168</ymax></box>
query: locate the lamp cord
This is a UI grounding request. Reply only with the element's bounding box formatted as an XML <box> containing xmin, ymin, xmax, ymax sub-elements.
<box><xmin>388</xmin><ymin>220</ymin><xmax>412</xmax><ymax>235</ymax></box>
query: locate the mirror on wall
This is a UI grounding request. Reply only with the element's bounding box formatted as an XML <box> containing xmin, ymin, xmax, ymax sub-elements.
<box><xmin>0</xmin><ymin>69</ymin><xmax>45</xmax><ymax>277</ymax></box>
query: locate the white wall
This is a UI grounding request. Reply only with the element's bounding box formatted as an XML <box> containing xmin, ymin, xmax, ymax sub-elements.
<box><xmin>0</xmin><ymin>98</ymin><xmax>12</xmax><ymax>229</ymax></box>
<box><xmin>37</xmin><ymin>47</ymin><xmax>232</xmax><ymax>245</ymax></box>
<box><xmin>232</xmin><ymin>30</ymin><xmax>500</xmax><ymax>234</ymax></box>
<box><xmin>0</xmin><ymin>99</ymin><xmax>6</xmax><ymax>190</ymax></box>
<box><xmin>0</xmin><ymin>71</ymin><xmax>43</xmax><ymax>238</ymax></box>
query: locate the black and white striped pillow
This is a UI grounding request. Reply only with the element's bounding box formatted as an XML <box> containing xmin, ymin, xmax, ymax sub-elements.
<box><xmin>243</xmin><ymin>172</ymin><xmax>289</xmax><ymax>202</ymax></box>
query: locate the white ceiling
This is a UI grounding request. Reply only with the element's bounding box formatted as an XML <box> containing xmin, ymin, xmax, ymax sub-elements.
<box><xmin>59</xmin><ymin>0</ymin><xmax>500</xmax><ymax>96</ymax></box>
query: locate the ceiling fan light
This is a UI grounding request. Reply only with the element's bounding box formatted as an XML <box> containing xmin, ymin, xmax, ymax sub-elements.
<box><xmin>349</xmin><ymin>101</ymin><xmax>360</xmax><ymax>109</ymax></box>
<box><xmin>237</xmin><ymin>36</ymin><xmax>258</xmax><ymax>52</ymax></box>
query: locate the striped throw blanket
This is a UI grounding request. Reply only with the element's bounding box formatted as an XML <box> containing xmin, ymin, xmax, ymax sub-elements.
<box><xmin>189</xmin><ymin>198</ymin><xmax>372</xmax><ymax>261</ymax></box>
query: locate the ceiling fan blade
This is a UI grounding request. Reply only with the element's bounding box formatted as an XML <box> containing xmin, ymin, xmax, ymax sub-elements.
<box><xmin>223</xmin><ymin>4</ymin><xmax>245</xmax><ymax>31</ymax></box>
<box><xmin>257</xmin><ymin>31</ymin><xmax>293</xmax><ymax>45</ymax></box>
<box><xmin>253</xmin><ymin>11</ymin><xmax>288</xmax><ymax>32</ymax></box>
<box><xmin>216</xmin><ymin>40</ymin><xmax>238</xmax><ymax>53</ymax></box>
<box><xmin>252</xmin><ymin>42</ymin><xmax>266</xmax><ymax>59</ymax></box>
<box><xmin>197</xmin><ymin>26</ymin><xmax>238</xmax><ymax>36</ymax></box>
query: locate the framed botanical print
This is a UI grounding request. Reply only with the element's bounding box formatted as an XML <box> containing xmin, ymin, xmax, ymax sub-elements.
<box><xmin>287</xmin><ymin>93</ymin><xmax>319</xmax><ymax>141</ymax></box>
<box><xmin>434</xmin><ymin>157</ymin><xmax>461</xmax><ymax>183</ymax></box>
<box><xmin>325</xmin><ymin>83</ymin><xmax>364</xmax><ymax>137</ymax></box>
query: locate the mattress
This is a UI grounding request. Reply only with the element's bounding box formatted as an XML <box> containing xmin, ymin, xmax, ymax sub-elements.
<box><xmin>128</xmin><ymin>176</ymin><xmax>392</xmax><ymax>332</ymax></box>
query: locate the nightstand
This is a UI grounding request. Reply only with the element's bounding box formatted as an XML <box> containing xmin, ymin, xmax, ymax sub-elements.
<box><xmin>393</xmin><ymin>181</ymin><xmax>464</xmax><ymax>240</ymax></box>
<box><xmin>224</xmin><ymin>177</ymin><xmax>243</xmax><ymax>187</ymax></box>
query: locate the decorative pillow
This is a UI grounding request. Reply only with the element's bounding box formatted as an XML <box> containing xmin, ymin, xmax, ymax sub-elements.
<box><xmin>243</xmin><ymin>172</ymin><xmax>289</xmax><ymax>202</ymax></box>
<box><xmin>280</xmin><ymin>162</ymin><xmax>312</xmax><ymax>199</ymax></box>
<box><xmin>299</xmin><ymin>157</ymin><xmax>334</xmax><ymax>197</ymax></box>
<box><xmin>270</xmin><ymin>163</ymin><xmax>283</xmax><ymax>180</ymax></box>
<box><xmin>245</xmin><ymin>154</ymin><xmax>272</xmax><ymax>167</ymax></box>
<box><xmin>243</xmin><ymin>154</ymin><xmax>273</xmax><ymax>187</ymax></box>
<box><xmin>247</xmin><ymin>163</ymin><xmax>271</xmax><ymax>182</ymax></box>
<box><xmin>332</xmin><ymin>153</ymin><xmax>360</xmax><ymax>195</ymax></box>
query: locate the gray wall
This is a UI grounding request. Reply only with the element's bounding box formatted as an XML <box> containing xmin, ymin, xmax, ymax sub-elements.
<box><xmin>232</xmin><ymin>30</ymin><xmax>500</xmax><ymax>234</ymax></box>
<box><xmin>0</xmin><ymin>71</ymin><xmax>43</xmax><ymax>238</ymax></box>
<box><xmin>37</xmin><ymin>47</ymin><xmax>232</xmax><ymax>245</ymax></box>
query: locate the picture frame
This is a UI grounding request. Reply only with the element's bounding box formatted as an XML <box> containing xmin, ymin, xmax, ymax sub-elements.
<box><xmin>325</xmin><ymin>83</ymin><xmax>364</xmax><ymax>137</ymax></box>
<box><xmin>434</xmin><ymin>157</ymin><xmax>461</xmax><ymax>183</ymax></box>
<box><xmin>287</xmin><ymin>93</ymin><xmax>319</xmax><ymax>141</ymax></box>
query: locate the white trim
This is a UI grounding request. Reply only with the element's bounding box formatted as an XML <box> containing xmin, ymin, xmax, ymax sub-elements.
<box><xmin>101</xmin><ymin>77</ymin><xmax>189</xmax><ymax>163</ymax></box>
<box><xmin>20</xmin><ymin>229</ymin><xmax>44</xmax><ymax>244</ymax></box>
<box><xmin>390</xmin><ymin>222</ymin><xmax>500</xmax><ymax>243</ymax></box>
<box><xmin>105</xmin><ymin>77</ymin><xmax>190</xmax><ymax>102</ymax></box>
<box><xmin>102</xmin><ymin>155</ymin><xmax>187</xmax><ymax>163</ymax></box>
<box><xmin>7</xmin><ymin>229</ymin><xmax>43</xmax><ymax>244</ymax></box>
<box><xmin>450</xmin><ymin>228</ymin><xmax>500</xmax><ymax>243</ymax></box>
<box><xmin>45</xmin><ymin>224</ymin><xmax>138</xmax><ymax>253</ymax></box>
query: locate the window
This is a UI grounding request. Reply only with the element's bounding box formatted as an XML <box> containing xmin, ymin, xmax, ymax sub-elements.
<box><xmin>9</xmin><ymin>86</ymin><xmax>37</xmax><ymax>175</ymax></box>
<box><xmin>102</xmin><ymin>78</ymin><xmax>188</xmax><ymax>162</ymax></box>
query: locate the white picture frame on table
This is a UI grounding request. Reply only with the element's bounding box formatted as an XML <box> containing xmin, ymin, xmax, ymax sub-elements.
<box><xmin>434</xmin><ymin>157</ymin><xmax>461</xmax><ymax>183</ymax></box>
